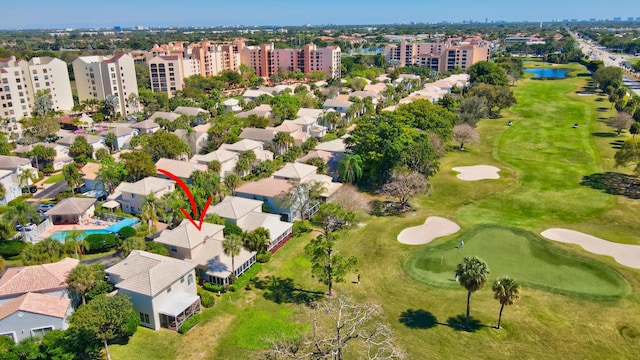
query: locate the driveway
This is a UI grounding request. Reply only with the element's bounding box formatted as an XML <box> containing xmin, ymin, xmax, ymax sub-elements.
<box><xmin>81</xmin><ymin>252</ymin><xmax>122</xmax><ymax>267</ymax></box>
<box><xmin>33</xmin><ymin>179</ymin><xmax>68</xmax><ymax>200</ymax></box>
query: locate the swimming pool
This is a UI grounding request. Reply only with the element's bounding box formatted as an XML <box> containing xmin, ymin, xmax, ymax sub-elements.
<box><xmin>49</xmin><ymin>229</ymin><xmax>112</xmax><ymax>241</ymax></box>
<box><xmin>105</xmin><ymin>218</ymin><xmax>139</xmax><ymax>233</ymax></box>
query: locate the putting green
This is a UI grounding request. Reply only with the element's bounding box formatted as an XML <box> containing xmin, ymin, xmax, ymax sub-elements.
<box><xmin>405</xmin><ymin>225</ymin><xmax>629</xmax><ymax>298</ymax></box>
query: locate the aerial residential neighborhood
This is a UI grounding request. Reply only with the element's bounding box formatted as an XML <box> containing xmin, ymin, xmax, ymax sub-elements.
<box><xmin>1</xmin><ymin>1</ymin><xmax>640</xmax><ymax>359</ymax></box>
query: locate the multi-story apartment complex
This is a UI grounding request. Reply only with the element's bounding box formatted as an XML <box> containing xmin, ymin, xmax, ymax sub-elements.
<box><xmin>237</xmin><ymin>40</ymin><xmax>341</xmax><ymax>79</ymax></box>
<box><xmin>384</xmin><ymin>38</ymin><xmax>490</xmax><ymax>73</ymax></box>
<box><xmin>148</xmin><ymin>40</ymin><xmax>340</xmax><ymax>98</ymax></box>
<box><xmin>72</xmin><ymin>54</ymin><xmax>138</xmax><ymax>116</ymax></box>
<box><xmin>0</xmin><ymin>56</ymin><xmax>73</xmax><ymax>138</ymax></box>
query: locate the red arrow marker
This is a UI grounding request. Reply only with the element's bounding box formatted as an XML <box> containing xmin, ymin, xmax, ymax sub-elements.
<box><xmin>158</xmin><ymin>168</ymin><xmax>212</xmax><ymax>231</ymax></box>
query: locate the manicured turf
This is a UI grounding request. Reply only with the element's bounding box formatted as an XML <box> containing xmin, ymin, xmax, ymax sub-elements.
<box><xmin>43</xmin><ymin>173</ymin><xmax>64</xmax><ymax>184</ymax></box>
<box><xmin>110</xmin><ymin>60</ymin><xmax>640</xmax><ymax>359</ymax></box>
<box><xmin>405</xmin><ymin>225</ymin><xmax>629</xmax><ymax>298</ymax></box>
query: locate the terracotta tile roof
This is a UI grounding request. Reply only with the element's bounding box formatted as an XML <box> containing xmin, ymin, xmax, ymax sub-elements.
<box><xmin>0</xmin><ymin>258</ymin><xmax>79</xmax><ymax>298</ymax></box>
<box><xmin>81</xmin><ymin>162</ymin><xmax>101</xmax><ymax>181</ymax></box>
<box><xmin>235</xmin><ymin>177</ymin><xmax>292</xmax><ymax>198</ymax></box>
<box><xmin>0</xmin><ymin>293</ymin><xmax>71</xmax><ymax>320</ymax></box>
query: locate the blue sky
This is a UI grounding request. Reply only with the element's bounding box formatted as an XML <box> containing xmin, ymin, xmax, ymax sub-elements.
<box><xmin>1</xmin><ymin>0</ymin><xmax>640</xmax><ymax>29</ymax></box>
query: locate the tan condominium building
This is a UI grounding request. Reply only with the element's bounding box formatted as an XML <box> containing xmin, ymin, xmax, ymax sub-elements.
<box><xmin>72</xmin><ymin>54</ymin><xmax>139</xmax><ymax>116</ymax></box>
<box><xmin>237</xmin><ymin>39</ymin><xmax>341</xmax><ymax>79</ymax></box>
<box><xmin>385</xmin><ymin>38</ymin><xmax>490</xmax><ymax>73</ymax></box>
<box><xmin>0</xmin><ymin>56</ymin><xmax>73</xmax><ymax>138</ymax></box>
<box><xmin>148</xmin><ymin>40</ymin><xmax>340</xmax><ymax>98</ymax></box>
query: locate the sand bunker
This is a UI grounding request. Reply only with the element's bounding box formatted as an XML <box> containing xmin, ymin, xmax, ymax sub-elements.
<box><xmin>452</xmin><ymin>165</ymin><xmax>501</xmax><ymax>181</ymax></box>
<box><xmin>398</xmin><ymin>217</ymin><xmax>461</xmax><ymax>245</ymax></box>
<box><xmin>541</xmin><ymin>228</ymin><xmax>640</xmax><ymax>269</ymax></box>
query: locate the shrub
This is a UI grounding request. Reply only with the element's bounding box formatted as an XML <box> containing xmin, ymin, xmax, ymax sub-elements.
<box><xmin>369</xmin><ymin>200</ymin><xmax>401</xmax><ymax>216</ymax></box>
<box><xmin>256</xmin><ymin>252</ymin><xmax>271</xmax><ymax>263</ymax></box>
<box><xmin>118</xmin><ymin>226</ymin><xmax>136</xmax><ymax>239</ymax></box>
<box><xmin>145</xmin><ymin>241</ymin><xmax>169</xmax><ymax>256</ymax></box>
<box><xmin>197</xmin><ymin>288</ymin><xmax>215</xmax><ymax>308</ymax></box>
<box><xmin>292</xmin><ymin>220</ymin><xmax>312</xmax><ymax>236</ymax></box>
<box><xmin>85</xmin><ymin>233</ymin><xmax>121</xmax><ymax>254</ymax></box>
<box><xmin>178</xmin><ymin>314</ymin><xmax>202</xmax><ymax>334</ymax></box>
<box><xmin>223</xmin><ymin>222</ymin><xmax>243</xmax><ymax>237</ymax></box>
<box><xmin>202</xmin><ymin>282</ymin><xmax>225</xmax><ymax>293</ymax></box>
<box><xmin>0</xmin><ymin>240</ymin><xmax>27</xmax><ymax>258</ymax></box>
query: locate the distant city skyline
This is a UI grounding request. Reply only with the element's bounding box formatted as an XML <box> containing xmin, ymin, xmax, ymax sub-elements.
<box><xmin>1</xmin><ymin>0</ymin><xmax>640</xmax><ymax>30</ymax></box>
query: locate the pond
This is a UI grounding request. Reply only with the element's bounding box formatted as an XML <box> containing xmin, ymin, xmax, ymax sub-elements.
<box><xmin>524</xmin><ymin>67</ymin><xmax>571</xmax><ymax>79</ymax></box>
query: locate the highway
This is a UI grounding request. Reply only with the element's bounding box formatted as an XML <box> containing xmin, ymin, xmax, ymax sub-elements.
<box><xmin>570</xmin><ymin>31</ymin><xmax>640</xmax><ymax>96</ymax></box>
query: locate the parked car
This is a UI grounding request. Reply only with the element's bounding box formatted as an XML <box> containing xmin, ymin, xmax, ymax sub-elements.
<box><xmin>38</xmin><ymin>203</ymin><xmax>55</xmax><ymax>213</ymax></box>
<box><xmin>15</xmin><ymin>223</ymin><xmax>36</xmax><ymax>232</ymax></box>
<box><xmin>22</xmin><ymin>186</ymin><xmax>37</xmax><ymax>194</ymax></box>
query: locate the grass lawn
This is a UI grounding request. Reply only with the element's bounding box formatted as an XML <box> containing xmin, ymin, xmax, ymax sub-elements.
<box><xmin>111</xmin><ymin>60</ymin><xmax>640</xmax><ymax>359</ymax></box>
<box><xmin>43</xmin><ymin>173</ymin><xmax>65</xmax><ymax>184</ymax></box>
<box><xmin>405</xmin><ymin>225</ymin><xmax>629</xmax><ymax>298</ymax></box>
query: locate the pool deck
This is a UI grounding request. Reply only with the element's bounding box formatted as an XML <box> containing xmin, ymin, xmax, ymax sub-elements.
<box><xmin>37</xmin><ymin>221</ymin><xmax>117</xmax><ymax>241</ymax></box>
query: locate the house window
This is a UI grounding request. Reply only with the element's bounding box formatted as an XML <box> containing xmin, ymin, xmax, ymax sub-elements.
<box><xmin>167</xmin><ymin>286</ymin><xmax>172</xmax><ymax>293</ymax></box>
<box><xmin>188</xmin><ymin>274</ymin><xmax>193</xmax><ymax>285</ymax></box>
<box><xmin>31</xmin><ymin>326</ymin><xmax>53</xmax><ymax>338</ymax></box>
<box><xmin>0</xmin><ymin>332</ymin><xmax>15</xmax><ymax>343</ymax></box>
<box><xmin>181</xmin><ymin>277</ymin><xmax>184</xmax><ymax>283</ymax></box>
<box><xmin>170</xmin><ymin>246</ymin><xmax>177</xmax><ymax>253</ymax></box>
<box><xmin>139</xmin><ymin>312</ymin><xmax>150</xmax><ymax>324</ymax></box>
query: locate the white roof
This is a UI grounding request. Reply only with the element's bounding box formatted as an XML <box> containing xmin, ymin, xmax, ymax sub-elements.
<box><xmin>154</xmin><ymin>220</ymin><xmax>225</xmax><ymax>249</ymax></box>
<box><xmin>237</xmin><ymin>212</ymin><xmax>293</xmax><ymax>242</ymax></box>
<box><xmin>220</xmin><ymin>139</ymin><xmax>262</xmax><ymax>153</ymax></box>
<box><xmin>315</xmin><ymin>138</ymin><xmax>347</xmax><ymax>153</ymax></box>
<box><xmin>147</xmin><ymin>111</ymin><xmax>180</xmax><ymax>122</ymax></box>
<box><xmin>207</xmin><ymin>196</ymin><xmax>263</xmax><ymax>220</ymax></box>
<box><xmin>155</xmin><ymin>158</ymin><xmax>207</xmax><ymax>179</ymax></box>
<box><xmin>273</xmin><ymin>162</ymin><xmax>317</xmax><ymax>181</ymax></box>
<box><xmin>243</xmin><ymin>90</ymin><xmax>273</xmax><ymax>98</ymax></box>
<box><xmin>190</xmin><ymin>149</ymin><xmax>237</xmax><ymax>165</ymax></box>
<box><xmin>297</xmin><ymin>108</ymin><xmax>324</xmax><ymax>119</ymax></box>
<box><xmin>106</xmin><ymin>250</ymin><xmax>196</xmax><ymax>297</ymax></box>
<box><xmin>223</xmin><ymin>98</ymin><xmax>240</xmax><ymax>106</ymax></box>
<box><xmin>173</xmin><ymin>106</ymin><xmax>209</xmax><ymax>117</ymax></box>
<box><xmin>120</xmin><ymin>177</ymin><xmax>174</xmax><ymax>196</ymax></box>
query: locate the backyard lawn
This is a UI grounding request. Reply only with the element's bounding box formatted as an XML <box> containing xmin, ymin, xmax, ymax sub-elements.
<box><xmin>111</xmin><ymin>60</ymin><xmax>640</xmax><ymax>359</ymax></box>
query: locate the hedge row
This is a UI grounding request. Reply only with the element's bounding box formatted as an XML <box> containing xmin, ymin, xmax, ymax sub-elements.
<box><xmin>85</xmin><ymin>234</ymin><xmax>121</xmax><ymax>254</ymax></box>
<box><xmin>178</xmin><ymin>314</ymin><xmax>202</xmax><ymax>334</ymax></box>
<box><xmin>0</xmin><ymin>240</ymin><xmax>27</xmax><ymax>258</ymax></box>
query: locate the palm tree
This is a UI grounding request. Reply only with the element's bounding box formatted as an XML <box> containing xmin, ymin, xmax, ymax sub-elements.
<box><xmin>4</xmin><ymin>199</ymin><xmax>40</xmax><ymax>242</ymax></box>
<box><xmin>222</xmin><ymin>234</ymin><xmax>243</xmax><ymax>284</ymax></box>
<box><xmin>104</xmin><ymin>132</ymin><xmax>118</xmax><ymax>153</ymax></box>
<box><xmin>66</xmin><ymin>264</ymin><xmax>98</xmax><ymax>305</ymax></box>
<box><xmin>160</xmin><ymin>191</ymin><xmax>187</xmax><ymax>228</ymax></box>
<box><xmin>17</xmin><ymin>169</ymin><xmax>37</xmax><ymax>187</ymax></box>
<box><xmin>455</xmin><ymin>256</ymin><xmax>490</xmax><ymax>330</ymax></box>
<box><xmin>338</xmin><ymin>154</ymin><xmax>364</xmax><ymax>184</ymax></box>
<box><xmin>0</xmin><ymin>255</ymin><xmax>5</xmax><ymax>275</ymax></box>
<box><xmin>252</xmin><ymin>227</ymin><xmax>271</xmax><ymax>253</ymax></box>
<box><xmin>224</xmin><ymin>174</ymin><xmax>242</xmax><ymax>196</ymax></box>
<box><xmin>141</xmin><ymin>192</ymin><xmax>164</xmax><ymax>238</ymax></box>
<box><xmin>323</xmin><ymin>110</ymin><xmax>340</xmax><ymax>130</ymax></box>
<box><xmin>62</xmin><ymin>163</ymin><xmax>82</xmax><ymax>195</ymax></box>
<box><xmin>492</xmin><ymin>277</ymin><xmax>521</xmax><ymax>329</ymax></box>
<box><xmin>0</xmin><ymin>183</ymin><xmax>5</xmax><ymax>202</ymax></box>
<box><xmin>273</xmin><ymin>132</ymin><xmax>294</xmax><ymax>155</ymax></box>
<box><xmin>235</xmin><ymin>157</ymin><xmax>251</xmax><ymax>177</ymax></box>
<box><xmin>64</xmin><ymin>227</ymin><xmax>90</xmax><ymax>260</ymax></box>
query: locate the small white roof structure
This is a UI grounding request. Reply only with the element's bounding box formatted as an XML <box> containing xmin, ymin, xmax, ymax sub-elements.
<box><xmin>207</xmin><ymin>196</ymin><xmax>263</xmax><ymax>220</ymax></box>
<box><xmin>190</xmin><ymin>149</ymin><xmax>238</xmax><ymax>165</ymax></box>
<box><xmin>101</xmin><ymin>200</ymin><xmax>121</xmax><ymax>209</ymax></box>
<box><xmin>273</xmin><ymin>162</ymin><xmax>317</xmax><ymax>181</ymax></box>
<box><xmin>297</xmin><ymin>108</ymin><xmax>324</xmax><ymax>119</ymax></box>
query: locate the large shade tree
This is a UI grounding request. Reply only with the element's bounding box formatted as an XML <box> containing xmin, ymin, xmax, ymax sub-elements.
<box><xmin>69</xmin><ymin>294</ymin><xmax>139</xmax><ymax>360</ymax></box>
<box><xmin>455</xmin><ymin>256</ymin><xmax>490</xmax><ymax>330</ymax></box>
<box><xmin>305</xmin><ymin>233</ymin><xmax>358</xmax><ymax>296</ymax></box>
